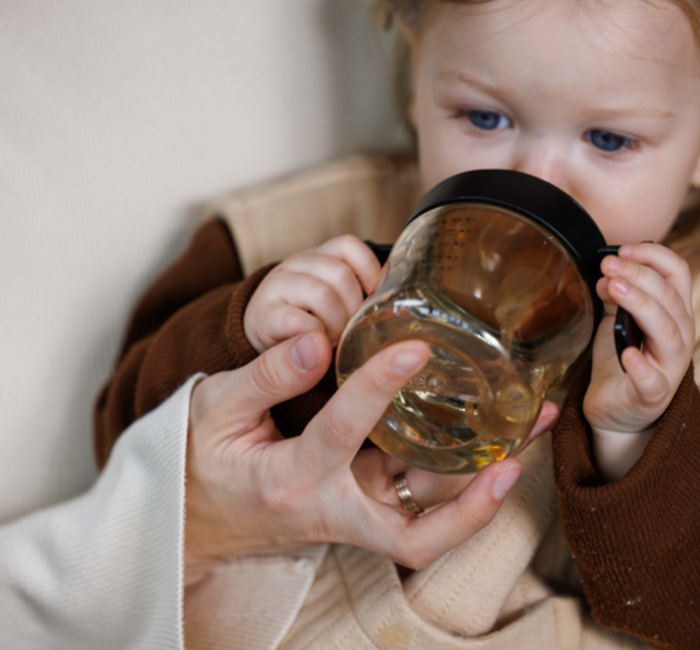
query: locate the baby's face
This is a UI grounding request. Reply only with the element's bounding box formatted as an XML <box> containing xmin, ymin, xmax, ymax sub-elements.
<box><xmin>410</xmin><ymin>0</ymin><xmax>700</xmax><ymax>244</ymax></box>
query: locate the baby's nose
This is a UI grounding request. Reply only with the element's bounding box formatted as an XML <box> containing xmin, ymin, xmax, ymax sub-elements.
<box><xmin>511</xmin><ymin>140</ymin><xmax>571</xmax><ymax>196</ymax></box>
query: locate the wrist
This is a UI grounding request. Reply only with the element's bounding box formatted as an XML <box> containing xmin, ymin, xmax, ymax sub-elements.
<box><xmin>591</xmin><ymin>425</ymin><xmax>655</xmax><ymax>482</ymax></box>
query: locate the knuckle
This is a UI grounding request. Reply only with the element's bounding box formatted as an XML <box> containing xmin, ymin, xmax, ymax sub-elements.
<box><xmin>334</xmin><ymin>262</ymin><xmax>358</xmax><ymax>289</ymax></box>
<box><xmin>391</xmin><ymin>538</ymin><xmax>435</xmax><ymax>570</ymax></box>
<box><xmin>280</xmin><ymin>308</ymin><xmax>315</xmax><ymax>334</ymax></box>
<box><xmin>259</xmin><ymin>477</ymin><xmax>295</xmax><ymax>514</ymax></box>
<box><xmin>631</xmin><ymin>288</ymin><xmax>648</xmax><ymax>310</ymax></box>
<box><xmin>334</xmin><ymin>233</ymin><xmax>363</xmax><ymax>249</ymax></box>
<box><xmin>464</xmin><ymin>507</ymin><xmax>493</xmax><ymax>532</ymax></box>
<box><xmin>251</xmin><ymin>351</ymin><xmax>287</xmax><ymax>397</ymax></box>
<box><xmin>667</xmin><ymin>250</ymin><xmax>690</xmax><ymax>274</ymax></box>
<box><xmin>625</xmin><ymin>260</ymin><xmax>643</xmax><ymax>283</ymax></box>
<box><xmin>658</xmin><ymin>317</ymin><xmax>678</xmax><ymax>342</ymax></box>
<box><xmin>323</xmin><ymin>409</ymin><xmax>357</xmax><ymax>450</ymax></box>
<box><xmin>311</xmin><ymin>281</ymin><xmax>337</xmax><ymax>307</ymax></box>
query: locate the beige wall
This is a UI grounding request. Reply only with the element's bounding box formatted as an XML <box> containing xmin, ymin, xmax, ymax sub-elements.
<box><xmin>0</xmin><ymin>0</ymin><xmax>406</xmax><ymax>520</ymax></box>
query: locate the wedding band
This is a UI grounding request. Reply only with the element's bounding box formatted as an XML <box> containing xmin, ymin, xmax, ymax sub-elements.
<box><xmin>393</xmin><ymin>472</ymin><xmax>424</xmax><ymax>516</ymax></box>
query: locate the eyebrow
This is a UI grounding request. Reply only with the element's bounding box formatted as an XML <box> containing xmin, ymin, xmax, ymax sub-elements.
<box><xmin>437</xmin><ymin>70</ymin><xmax>674</xmax><ymax>120</ymax></box>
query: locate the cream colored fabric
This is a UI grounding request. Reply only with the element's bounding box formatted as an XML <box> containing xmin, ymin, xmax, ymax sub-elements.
<box><xmin>210</xmin><ymin>153</ymin><xmax>421</xmax><ymax>275</ymax></box>
<box><xmin>280</xmin><ymin>441</ymin><xmax>642</xmax><ymax>650</ymax></box>
<box><xmin>185</xmin><ymin>546</ymin><xmax>328</xmax><ymax>650</ymax></box>
<box><xmin>0</xmin><ymin>376</ymin><xmax>197</xmax><ymax>650</ymax></box>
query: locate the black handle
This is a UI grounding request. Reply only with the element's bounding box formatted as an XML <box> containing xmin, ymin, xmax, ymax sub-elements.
<box><xmin>364</xmin><ymin>240</ymin><xmax>392</xmax><ymax>266</ymax></box>
<box><xmin>598</xmin><ymin>246</ymin><xmax>644</xmax><ymax>371</ymax></box>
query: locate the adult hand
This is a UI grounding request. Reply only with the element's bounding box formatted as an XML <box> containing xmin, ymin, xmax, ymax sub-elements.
<box><xmin>185</xmin><ymin>331</ymin><xmax>558</xmax><ymax>584</ymax></box>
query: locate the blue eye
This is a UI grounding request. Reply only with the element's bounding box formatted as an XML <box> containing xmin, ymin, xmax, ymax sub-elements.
<box><xmin>465</xmin><ymin>109</ymin><xmax>511</xmax><ymax>131</ymax></box>
<box><xmin>587</xmin><ymin>129</ymin><xmax>632</xmax><ymax>152</ymax></box>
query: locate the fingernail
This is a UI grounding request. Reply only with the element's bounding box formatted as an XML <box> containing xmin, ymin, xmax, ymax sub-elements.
<box><xmin>612</xmin><ymin>277</ymin><xmax>629</xmax><ymax>294</ymax></box>
<box><xmin>492</xmin><ymin>463</ymin><xmax>522</xmax><ymax>500</ymax></box>
<box><xmin>618</xmin><ymin>244</ymin><xmax>634</xmax><ymax>257</ymax></box>
<box><xmin>391</xmin><ymin>343</ymin><xmax>428</xmax><ymax>374</ymax></box>
<box><xmin>290</xmin><ymin>333</ymin><xmax>320</xmax><ymax>371</ymax></box>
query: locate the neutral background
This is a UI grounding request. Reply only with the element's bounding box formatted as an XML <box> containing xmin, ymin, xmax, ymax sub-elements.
<box><xmin>0</xmin><ymin>0</ymin><xmax>407</xmax><ymax>521</ymax></box>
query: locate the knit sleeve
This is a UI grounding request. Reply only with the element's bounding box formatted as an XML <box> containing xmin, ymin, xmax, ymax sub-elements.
<box><xmin>93</xmin><ymin>218</ymin><xmax>274</xmax><ymax>469</ymax></box>
<box><xmin>552</xmin><ymin>362</ymin><xmax>700</xmax><ymax>650</ymax></box>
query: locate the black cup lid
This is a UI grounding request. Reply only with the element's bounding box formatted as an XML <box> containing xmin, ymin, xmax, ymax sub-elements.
<box><xmin>407</xmin><ymin>169</ymin><xmax>607</xmax><ymax>325</ymax></box>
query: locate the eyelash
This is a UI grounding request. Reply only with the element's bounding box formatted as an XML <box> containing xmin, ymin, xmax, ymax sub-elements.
<box><xmin>453</xmin><ymin>109</ymin><xmax>641</xmax><ymax>155</ymax></box>
<box><xmin>583</xmin><ymin>129</ymin><xmax>640</xmax><ymax>155</ymax></box>
<box><xmin>455</xmin><ymin>109</ymin><xmax>512</xmax><ymax>132</ymax></box>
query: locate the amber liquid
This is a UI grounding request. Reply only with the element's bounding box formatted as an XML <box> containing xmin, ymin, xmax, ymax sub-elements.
<box><xmin>336</xmin><ymin>285</ymin><xmax>546</xmax><ymax>474</ymax></box>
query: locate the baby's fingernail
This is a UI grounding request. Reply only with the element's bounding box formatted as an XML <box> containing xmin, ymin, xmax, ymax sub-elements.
<box><xmin>290</xmin><ymin>333</ymin><xmax>321</xmax><ymax>371</ymax></box>
<box><xmin>492</xmin><ymin>463</ymin><xmax>522</xmax><ymax>500</ymax></box>
<box><xmin>391</xmin><ymin>343</ymin><xmax>428</xmax><ymax>375</ymax></box>
<box><xmin>612</xmin><ymin>277</ymin><xmax>629</xmax><ymax>294</ymax></box>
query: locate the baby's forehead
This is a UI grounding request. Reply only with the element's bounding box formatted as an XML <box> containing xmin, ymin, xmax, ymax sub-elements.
<box><xmin>430</xmin><ymin>0</ymin><xmax>700</xmax><ymax>78</ymax></box>
<box><xmin>575</xmin><ymin>0</ymin><xmax>700</xmax><ymax>72</ymax></box>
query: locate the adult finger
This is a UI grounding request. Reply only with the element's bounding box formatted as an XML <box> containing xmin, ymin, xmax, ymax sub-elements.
<box><xmin>298</xmin><ymin>340</ymin><xmax>431</xmax><ymax>475</ymax></box>
<box><xmin>191</xmin><ymin>331</ymin><xmax>333</xmax><ymax>429</ymax></box>
<box><xmin>514</xmin><ymin>400</ymin><xmax>560</xmax><ymax>456</ymax></box>
<box><xmin>407</xmin><ymin>400</ymin><xmax>558</xmax><ymax>508</ymax></box>
<box><xmin>351</xmin><ymin>448</ymin><xmax>473</xmax><ymax>510</ymax></box>
<box><xmin>366</xmin><ymin>458</ymin><xmax>523</xmax><ymax>569</ymax></box>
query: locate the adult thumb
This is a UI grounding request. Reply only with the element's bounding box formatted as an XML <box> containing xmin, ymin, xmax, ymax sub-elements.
<box><xmin>193</xmin><ymin>332</ymin><xmax>333</xmax><ymax>425</ymax></box>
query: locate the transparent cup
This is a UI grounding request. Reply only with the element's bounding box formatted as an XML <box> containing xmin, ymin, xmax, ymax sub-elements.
<box><xmin>336</xmin><ymin>170</ymin><xmax>637</xmax><ymax>474</ymax></box>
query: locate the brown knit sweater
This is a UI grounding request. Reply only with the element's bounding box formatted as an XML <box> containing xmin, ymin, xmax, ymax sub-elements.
<box><xmin>94</xmin><ymin>216</ymin><xmax>700</xmax><ymax>650</ymax></box>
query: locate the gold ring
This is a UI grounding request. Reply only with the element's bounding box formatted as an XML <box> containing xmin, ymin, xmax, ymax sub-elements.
<box><xmin>393</xmin><ymin>472</ymin><xmax>424</xmax><ymax>516</ymax></box>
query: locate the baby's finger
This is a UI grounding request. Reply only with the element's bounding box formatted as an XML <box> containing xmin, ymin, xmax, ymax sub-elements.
<box><xmin>274</xmin><ymin>270</ymin><xmax>353</xmax><ymax>343</ymax></box>
<box><xmin>601</xmin><ymin>254</ymin><xmax>691</xmax><ymax>335</ymax></box>
<box><xmin>619</xmin><ymin>346</ymin><xmax>673</xmax><ymax>410</ymax></box>
<box><xmin>280</xmin><ymin>254</ymin><xmax>365</xmax><ymax>325</ymax></box>
<box><xmin>297</xmin><ymin>340</ymin><xmax>430</xmax><ymax>476</ymax></box>
<box><xmin>617</xmin><ymin>243</ymin><xmax>692</xmax><ymax>310</ymax></box>
<box><xmin>607</xmin><ymin>278</ymin><xmax>688</xmax><ymax>363</ymax></box>
<box><xmin>256</xmin><ymin>303</ymin><xmax>324</xmax><ymax>348</ymax></box>
<box><xmin>315</xmin><ymin>234</ymin><xmax>383</xmax><ymax>295</ymax></box>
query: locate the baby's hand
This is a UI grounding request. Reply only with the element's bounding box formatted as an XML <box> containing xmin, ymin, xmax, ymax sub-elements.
<box><xmin>244</xmin><ymin>235</ymin><xmax>382</xmax><ymax>353</ymax></box>
<box><xmin>584</xmin><ymin>243</ymin><xmax>695</xmax><ymax>479</ymax></box>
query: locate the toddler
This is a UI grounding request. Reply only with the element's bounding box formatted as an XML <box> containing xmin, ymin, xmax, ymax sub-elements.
<box><xmin>95</xmin><ymin>0</ymin><xmax>700</xmax><ymax>647</ymax></box>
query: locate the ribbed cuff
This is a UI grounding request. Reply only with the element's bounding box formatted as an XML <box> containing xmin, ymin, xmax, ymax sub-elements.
<box><xmin>225</xmin><ymin>262</ymin><xmax>278</xmax><ymax>367</ymax></box>
<box><xmin>552</xmin><ymin>362</ymin><xmax>700</xmax><ymax>647</ymax></box>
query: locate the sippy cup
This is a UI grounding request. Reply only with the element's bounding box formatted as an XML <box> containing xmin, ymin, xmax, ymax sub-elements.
<box><xmin>335</xmin><ymin>169</ymin><xmax>640</xmax><ymax>474</ymax></box>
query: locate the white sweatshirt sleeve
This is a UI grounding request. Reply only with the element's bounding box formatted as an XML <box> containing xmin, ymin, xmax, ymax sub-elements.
<box><xmin>0</xmin><ymin>377</ymin><xmax>198</xmax><ymax>650</ymax></box>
